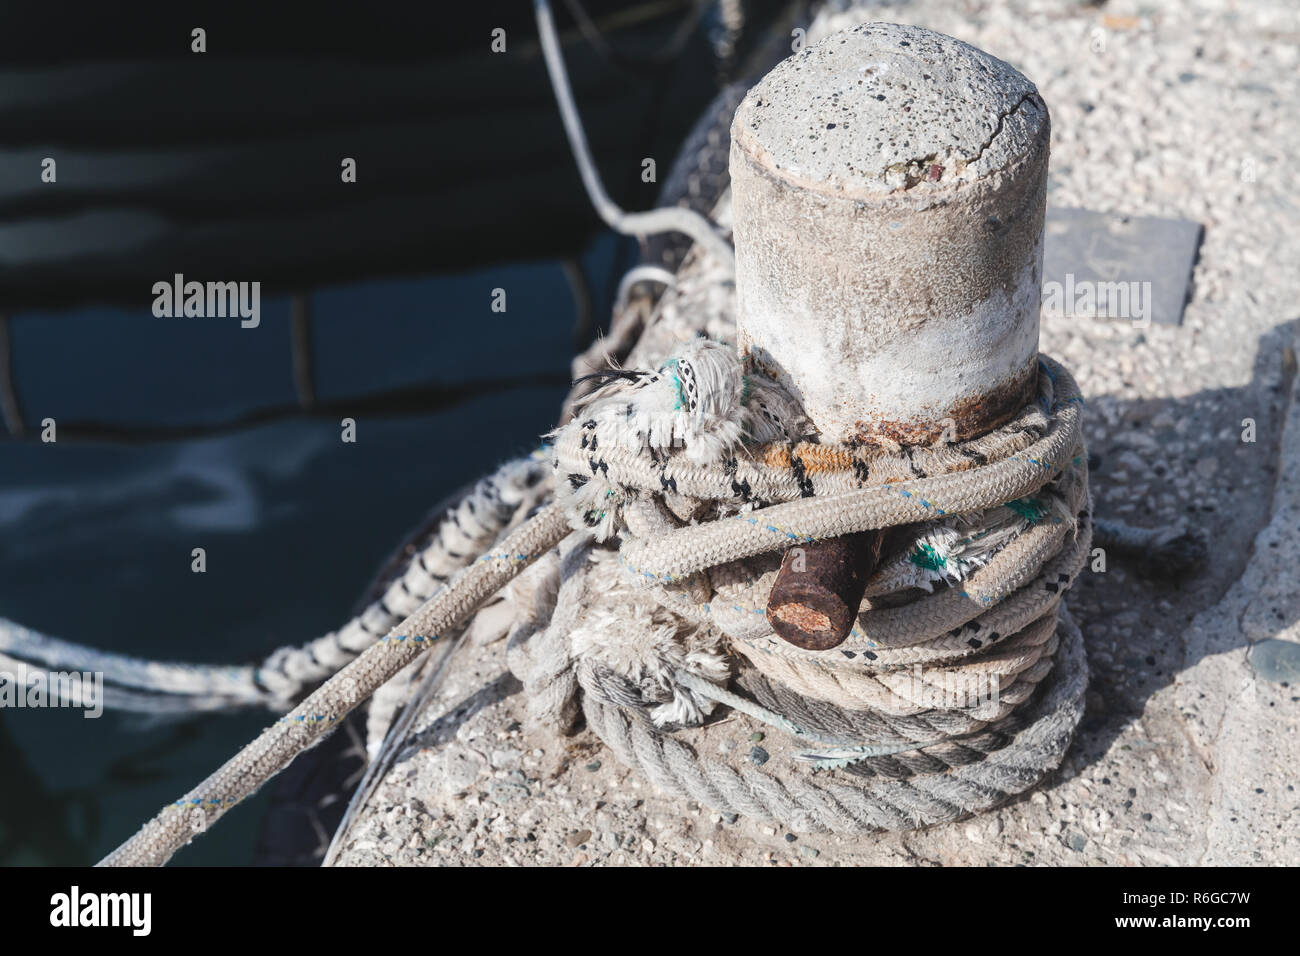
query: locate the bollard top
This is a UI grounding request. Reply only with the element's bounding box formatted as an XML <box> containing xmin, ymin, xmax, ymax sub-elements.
<box><xmin>732</xmin><ymin>22</ymin><xmax>1047</xmax><ymax>201</ymax></box>
<box><xmin>729</xmin><ymin>21</ymin><xmax>1050</xmax><ymax>446</ymax></box>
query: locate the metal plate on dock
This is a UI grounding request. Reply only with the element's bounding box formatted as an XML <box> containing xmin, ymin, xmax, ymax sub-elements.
<box><xmin>1042</xmin><ymin>207</ymin><xmax>1204</xmax><ymax>326</ymax></box>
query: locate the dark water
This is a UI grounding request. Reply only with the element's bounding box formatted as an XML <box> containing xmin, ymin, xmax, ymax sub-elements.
<box><xmin>0</xmin><ymin>234</ymin><xmax>629</xmax><ymax>864</ymax></box>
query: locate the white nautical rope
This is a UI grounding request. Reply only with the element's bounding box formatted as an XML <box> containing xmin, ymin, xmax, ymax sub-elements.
<box><xmin>99</xmin><ymin>503</ymin><xmax>571</xmax><ymax>867</ymax></box>
<box><xmin>14</xmin><ymin>0</ymin><xmax>1159</xmax><ymax>864</ymax></box>
<box><xmin>0</xmin><ymin>455</ymin><xmax>550</xmax><ymax>712</ymax></box>
<box><xmin>100</xmin><ymin>342</ymin><xmax>1094</xmax><ymax>864</ymax></box>
<box><xmin>615</xmin><ymin>265</ymin><xmax>677</xmax><ymax>315</ymax></box>
<box><xmin>533</xmin><ymin>0</ymin><xmax>737</xmax><ymax>271</ymax></box>
<box><xmin>493</xmin><ymin>343</ymin><xmax>1094</xmax><ymax>831</ymax></box>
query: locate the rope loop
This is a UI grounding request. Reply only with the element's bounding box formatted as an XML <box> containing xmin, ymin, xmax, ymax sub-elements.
<box><xmin>515</xmin><ymin>346</ymin><xmax>1092</xmax><ymax>831</ymax></box>
<box><xmin>100</xmin><ymin>346</ymin><xmax>1092</xmax><ymax>864</ymax></box>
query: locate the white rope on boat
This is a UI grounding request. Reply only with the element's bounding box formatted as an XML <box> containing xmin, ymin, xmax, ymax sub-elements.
<box><xmin>0</xmin><ymin>456</ymin><xmax>551</xmax><ymax>713</ymax></box>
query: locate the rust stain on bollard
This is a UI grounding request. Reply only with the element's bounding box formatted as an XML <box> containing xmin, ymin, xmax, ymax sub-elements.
<box><xmin>766</xmin><ymin>531</ymin><xmax>886</xmax><ymax>650</ymax></box>
<box><xmin>853</xmin><ymin>361</ymin><xmax>1041</xmax><ymax>446</ymax></box>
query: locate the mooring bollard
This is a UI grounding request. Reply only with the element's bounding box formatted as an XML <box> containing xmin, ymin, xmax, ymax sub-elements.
<box><xmin>729</xmin><ymin>22</ymin><xmax>1051</xmax><ymax>649</ymax></box>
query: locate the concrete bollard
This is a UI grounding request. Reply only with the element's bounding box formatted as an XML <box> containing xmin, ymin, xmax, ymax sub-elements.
<box><xmin>730</xmin><ymin>21</ymin><xmax>1049</xmax><ymax>447</ymax></box>
<box><xmin>730</xmin><ymin>22</ymin><xmax>1050</xmax><ymax>648</ymax></box>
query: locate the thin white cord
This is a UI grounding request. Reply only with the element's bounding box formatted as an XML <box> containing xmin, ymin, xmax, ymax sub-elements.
<box><xmin>533</xmin><ymin>0</ymin><xmax>737</xmax><ymax>271</ymax></box>
<box><xmin>615</xmin><ymin>264</ymin><xmax>677</xmax><ymax>313</ymax></box>
<box><xmin>322</xmin><ymin>632</ymin><xmax>465</xmax><ymax>867</ymax></box>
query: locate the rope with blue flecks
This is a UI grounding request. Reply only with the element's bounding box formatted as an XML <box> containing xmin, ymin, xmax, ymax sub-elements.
<box><xmin>548</xmin><ymin>354</ymin><xmax>1088</xmax><ymax>719</ymax></box>
<box><xmin>0</xmin><ymin>455</ymin><xmax>551</xmax><ymax>717</ymax></box>
<box><xmin>511</xmin><ymin>352</ymin><xmax>1094</xmax><ymax>830</ymax></box>
<box><xmin>97</xmin><ymin>503</ymin><xmax>572</xmax><ymax>867</ymax></box>
<box><xmin>102</xmin><ymin>356</ymin><xmax>1092</xmax><ymax>863</ymax></box>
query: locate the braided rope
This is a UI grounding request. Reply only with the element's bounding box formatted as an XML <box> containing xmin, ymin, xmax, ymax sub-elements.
<box><xmin>602</xmin><ymin>367</ymin><xmax>1081</xmax><ymax>584</ymax></box>
<box><xmin>577</xmin><ymin>607</ymin><xmax>1086</xmax><ymax>832</ymax></box>
<box><xmin>551</xmin><ymin>355</ymin><xmax>1086</xmax><ymax>688</ymax></box>
<box><xmin>501</xmin><ymin>353</ymin><xmax>1092</xmax><ymax>831</ymax></box>
<box><xmin>98</xmin><ymin>504</ymin><xmax>570</xmax><ymax>867</ymax></box>
<box><xmin>52</xmin><ymin>0</ymin><xmax>1114</xmax><ymax>857</ymax></box>
<box><xmin>97</xmin><ymin>356</ymin><xmax>1092</xmax><ymax>865</ymax></box>
<box><xmin>0</xmin><ymin>456</ymin><xmax>549</xmax><ymax>712</ymax></box>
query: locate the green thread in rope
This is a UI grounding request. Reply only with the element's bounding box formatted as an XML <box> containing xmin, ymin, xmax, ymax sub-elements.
<box><xmin>665</xmin><ymin>358</ymin><xmax>685</xmax><ymax>411</ymax></box>
<box><xmin>1005</xmin><ymin>495</ymin><xmax>1049</xmax><ymax>523</ymax></box>
<box><xmin>911</xmin><ymin>542</ymin><xmax>949</xmax><ymax>572</ymax></box>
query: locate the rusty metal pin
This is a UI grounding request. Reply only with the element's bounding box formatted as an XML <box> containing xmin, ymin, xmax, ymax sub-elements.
<box><xmin>766</xmin><ymin>531</ymin><xmax>885</xmax><ymax>650</ymax></box>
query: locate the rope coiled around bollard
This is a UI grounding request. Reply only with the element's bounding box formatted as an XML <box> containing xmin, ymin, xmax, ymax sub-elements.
<box><xmin>510</xmin><ymin>345</ymin><xmax>1091</xmax><ymax>831</ymax></box>
<box><xmin>98</xmin><ymin>504</ymin><xmax>572</xmax><ymax>867</ymax></box>
<box><xmin>578</xmin><ymin>608</ymin><xmax>1086</xmax><ymax>832</ymax></box>
<box><xmin>100</xmin><ymin>347</ymin><xmax>1090</xmax><ymax>864</ymax></box>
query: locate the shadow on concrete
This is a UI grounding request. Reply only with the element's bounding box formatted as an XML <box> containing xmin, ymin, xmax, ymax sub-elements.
<box><xmin>1014</xmin><ymin>316</ymin><xmax>1300</xmax><ymax>807</ymax></box>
